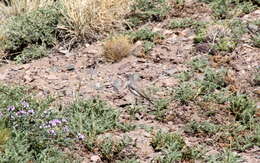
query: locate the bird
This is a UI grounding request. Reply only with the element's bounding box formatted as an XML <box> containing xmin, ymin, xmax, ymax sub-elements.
<box><xmin>126</xmin><ymin>74</ymin><xmax>154</xmax><ymax>105</ymax></box>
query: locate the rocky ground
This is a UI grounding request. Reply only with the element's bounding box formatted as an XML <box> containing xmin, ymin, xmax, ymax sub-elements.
<box><xmin>0</xmin><ymin>1</ymin><xmax>260</xmax><ymax>162</ymax></box>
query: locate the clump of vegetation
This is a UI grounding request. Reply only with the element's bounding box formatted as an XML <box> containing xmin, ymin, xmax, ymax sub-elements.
<box><xmin>209</xmin><ymin>0</ymin><xmax>257</xmax><ymax>19</ymax></box>
<box><xmin>128</xmin><ymin>28</ymin><xmax>164</xmax><ymax>53</ymax></box>
<box><xmin>103</xmin><ymin>35</ymin><xmax>133</xmax><ymax>62</ymax></box>
<box><xmin>0</xmin><ymin>84</ymin><xmax>75</xmax><ymax>162</ymax></box>
<box><xmin>60</xmin><ymin>0</ymin><xmax>131</xmax><ymax>42</ymax></box>
<box><xmin>189</xmin><ymin>57</ymin><xmax>209</xmax><ymax>72</ymax></box>
<box><xmin>152</xmin><ymin>98</ymin><xmax>170</xmax><ymax>121</ymax></box>
<box><xmin>251</xmin><ymin>34</ymin><xmax>260</xmax><ymax>48</ymax></box>
<box><xmin>169</xmin><ymin>18</ymin><xmax>199</xmax><ymax>29</ymax></box>
<box><xmin>174</xmin><ymin>82</ymin><xmax>197</xmax><ymax>105</ymax></box>
<box><xmin>14</xmin><ymin>45</ymin><xmax>47</xmax><ymax>64</ymax></box>
<box><xmin>228</xmin><ymin>94</ymin><xmax>256</xmax><ymax>123</ymax></box>
<box><xmin>0</xmin><ymin>4</ymin><xmax>61</xmax><ymax>63</ymax></box>
<box><xmin>98</xmin><ymin>136</ymin><xmax>130</xmax><ymax>161</ymax></box>
<box><xmin>0</xmin><ymin>84</ymin><xmax>133</xmax><ymax>161</ymax></box>
<box><xmin>184</xmin><ymin>121</ymin><xmax>219</xmax><ymax>136</ymax></box>
<box><xmin>65</xmin><ymin>98</ymin><xmax>133</xmax><ymax>151</ymax></box>
<box><xmin>127</xmin><ymin>0</ymin><xmax>171</xmax><ymax>27</ymax></box>
<box><xmin>0</xmin><ymin>0</ymin><xmax>132</xmax><ymax>63</ymax></box>
<box><xmin>194</xmin><ymin>20</ymin><xmax>247</xmax><ymax>54</ymax></box>
<box><xmin>151</xmin><ymin>131</ymin><xmax>202</xmax><ymax>162</ymax></box>
<box><xmin>0</xmin><ymin>0</ymin><xmax>55</xmax><ymax>20</ymax></box>
<box><xmin>206</xmin><ymin>149</ymin><xmax>243</xmax><ymax>163</ymax></box>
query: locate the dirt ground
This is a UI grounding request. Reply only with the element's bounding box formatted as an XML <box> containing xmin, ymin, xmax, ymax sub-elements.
<box><xmin>0</xmin><ymin>1</ymin><xmax>259</xmax><ymax>162</ymax></box>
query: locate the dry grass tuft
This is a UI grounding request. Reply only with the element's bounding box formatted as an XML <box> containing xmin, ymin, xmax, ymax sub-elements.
<box><xmin>0</xmin><ymin>0</ymin><xmax>55</xmax><ymax>21</ymax></box>
<box><xmin>103</xmin><ymin>35</ymin><xmax>133</xmax><ymax>62</ymax></box>
<box><xmin>59</xmin><ymin>0</ymin><xmax>131</xmax><ymax>42</ymax></box>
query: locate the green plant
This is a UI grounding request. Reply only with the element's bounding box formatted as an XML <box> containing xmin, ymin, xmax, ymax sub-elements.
<box><xmin>169</xmin><ymin>18</ymin><xmax>198</xmax><ymax>29</ymax></box>
<box><xmin>203</xmin><ymin>68</ymin><xmax>227</xmax><ymax>88</ymax></box>
<box><xmin>152</xmin><ymin>98</ymin><xmax>170</xmax><ymax>121</ymax></box>
<box><xmin>174</xmin><ymin>82</ymin><xmax>197</xmax><ymax>105</ymax></box>
<box><xmin>189</xmin><ymin>58</ymin><xmax>208</xmax><ymax>72</ymax></box>
<box><xmin>127</xmin><ymin>105</ymin><xmax>145</xmax><ymax>120</ymax></box>
<box><xmin>251</xmin><ymin>34</ymin><xmax>260</xmax><ymax>48</ymax></box>
<box><xmin>203</xmin><ymin>88</ymin><xmax>232</xmax><ymax>104</ymax></box>
<box><xmin>151</xmin><ymin>131</ymin><xmax>202</xmax><ymax>162</ymax></box>
<box><xmin>211</xmin><ymin>0</ymin><xmax>230</xmax><ymax>19</ymax></box>
<box><xmin>128</xmin><ymin>28</ymin><xmax>163</xmax><ymax>53</ymax></box>
<box><xmin>194</xmin><ymin>24</ymin><xmax>208</xmax><ymax>43</ymax></box>
<box><xmin>0</xmin><ymin>0</ymin><xmax>55</xmax><ymax>20</ymax></box>
<box><xmin>213</xmin><ymin>37</ymin><xmax>237</xmax><ymax>52</ymax></box>
<box><xmin>14</xmin><ymin>45</ymin><xmax>47</xmax><ymax>63</ymax></box>
<box><xmin>228</xmin><ymin>94</ymin><xmax>256</xmax><ymax>124</ymax></box>
<box><xmin>129</xmin><ymin>28</ymin><xmax>163</xmax><ymax>42</ymax></box>
<box><xmin>0</xmin><ymin>5</ymin><xmax>61</xmax><ymax>62</ymax></box>
<box><xmin>0</xmin><ymin>84</ymin><xmax>79</xmax><ymax>162</ymax></box>
<box><xmin>143</xmin><ymin>41</ymin><xmax>155</xmax><ymax>53</ymax></box>
<box><xmin>151</xmin><ymin>131</ymin><xmax>186</xmax><ymax>152</ymax></box>
<box><xmin>237</xmin><ymin>1</ymin><xmax>256</xmax><ymax>14</ymax></box>
<box><xmin>0</xmin><ymin>84</ymin><xmax>135</xmax><ymax>161</ymax></box>
<box><xmin>116</xmin><ymin>158</ymin><xmax>140</xmax><ymax>163</ymax></box>
<box><xmin>65</xmin><ymin>99</ymin><xmax>133</xmax><ymax>150</ymax></box>
<box><xmin>206</xmin><ymin>149</ymin><xmax>243</xmax><ymax>163</ymax></box>
<box><xmin>99</xmin><ymin>137</ymin><xmax>129</xmax><ymax>161</ymax></box>
<box><xmin>176</xmin><ymin>71</ymin><xmax>193</xmax><ymax>82</ymax></box>
<box><xmin>127</xmin><ymin>0</ymin><xmax>170</xmax><ymax>27</ymax></box>
<box><xmin>184</xmin><ymin>121</ymin><xmax>219</xmax><ymax>136</ymax></box>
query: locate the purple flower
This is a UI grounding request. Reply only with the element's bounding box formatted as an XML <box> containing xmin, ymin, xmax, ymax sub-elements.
<box><xmin>16</xmin><ymin>110</ymin><xmax>27</xmax><ymax>116</ymax></box>
<box><xmin>49</xmin><ymin>119</ymin><xmax>62</xmax><ymax>127</ymax></box>
<box><xmin>7</xmin><ymin>106</ymin><xmax>15</xmax><ymax>111</ymax></box>
<box><xmin>21</xmin><ymin>101</ymin><xmax>29</xmax><ymax>108</ymax></box>
<box><xmin>48</xmin><ymin>129</ymin><xmax>56</xmax><ymax>135</ymax></box>
<box><xmin>27</xmin><ymin>109</ymin><xmax>35</xmax><ymax>114</ymax></box>
<box><xmin>77</xmin><ymin>133</ymin><xmax>85</xmax><ymax>140</ymax></box>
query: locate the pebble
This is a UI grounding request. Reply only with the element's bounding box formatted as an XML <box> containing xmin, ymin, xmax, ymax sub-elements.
<box><xmin>66</xmin><ymin>65</ymin><xmax>75</xmax><ymax>71</ymax></box>
<box><xmin>90</xmin><ymin>155</ymin><xmax>101</xmax><ymax>163</ymax></box>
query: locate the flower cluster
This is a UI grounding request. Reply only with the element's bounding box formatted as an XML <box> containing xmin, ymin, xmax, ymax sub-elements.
<box><xmin>5</xmin><ymin>101</ymin><xmax>35</xmax><ymax>117</ymax></box>
<box><xmin>1</xmin><ymin>101</ymin><xmax>85</xmax><ymax>141</ymax></box>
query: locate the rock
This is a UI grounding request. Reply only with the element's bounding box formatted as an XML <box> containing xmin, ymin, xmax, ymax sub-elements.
<box><xmin>94</xmin><ymin>82</ymin><xmax>103</xmax><ymax>90</ymax></box>
<box><xmin>24</xmin><ymin>75</ymin><xmax>34</xmax><ymax>82</ymax></box>
<box><xmin>66</xmin><ymin>65</ymin><xmax>75</xmax><ymax>71</ymax></box>
<box><xmin>0</xmin><ymin>71</ymin><xmax>8</xmax><ymax>80</ymax></box>
<box><xmin>46</xmin><ymin>74</ymin><xmax>58</xmax><ymax>80</ymax></box>
<box><xmin>253</xmin><ymin>88</ymin><xmax>260</xmax><ymax>96</ymax></box>
<box><xmin>195</xmin><ymin>43</ymin><xmax>211</xmax><ymax>53</ymax></box>
<box><xmin>248</xmin><ymin>23</ymin><xmax>259</xmax><ymax>33</ymax></box>
<box><xmin>90</xmin><ymin>155</ymin><xmax>101</xmax><ymax>163</ymax></box>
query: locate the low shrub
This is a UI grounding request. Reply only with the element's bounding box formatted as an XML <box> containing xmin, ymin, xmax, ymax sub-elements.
<box><xmin>103</xmin><ymin>35</ymin><xmax>133</xmax><ymax>62</ymax></box>
<box><xmin>0</xmin><ymin>4</ymin><xmax>61</xmax><ymax>62</ymax></box>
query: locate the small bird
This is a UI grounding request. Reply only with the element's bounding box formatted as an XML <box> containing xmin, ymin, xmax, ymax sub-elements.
<box><xmin>126</xmin><ymin>74</ymin><xmax>154</xmax><ymax>105</ymax></box>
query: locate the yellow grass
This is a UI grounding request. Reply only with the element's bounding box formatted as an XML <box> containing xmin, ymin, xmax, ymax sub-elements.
<box><xmin>60</xmin><ymin>0</ymin><xmax>132</xmax><ymax>41</ymax></box>
<box><xmin>103</xmin><ymin>35</ymin><xmax>133</xmax><ymax>62</ymax></box>
<box><xmin>0</xmin><ymin>0</ymin><xmax>55</xmax><ymax>21</ymax></box>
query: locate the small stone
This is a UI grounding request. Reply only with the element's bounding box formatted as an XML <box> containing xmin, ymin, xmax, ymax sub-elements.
<box><xmin>94</xmin><ymin>82</ymin><xmax>103</xmax><ymax>90</ymax></box>
<box><xmin>253</xmin><ymin>88</ymin><xmax>260</xmax><ymax>95</ymax></box>
<box><xmin>46</xmin><ymin>74</ymin><xmax>58</xmax><ymax>80</ymax></box>
<box><xmin>248</xmin><ymin>23</ymin><xmax>259</xmax><ymax>33</ymax></box>
<box><xmin>66</xmin><ymin>65</ymin><xmax>75</xmax><ymax>71</ymax></box>
<box><xmin>24</xmin><ymin>75</ymin><xmax>34</xmax><ymax>82</ymax></box>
